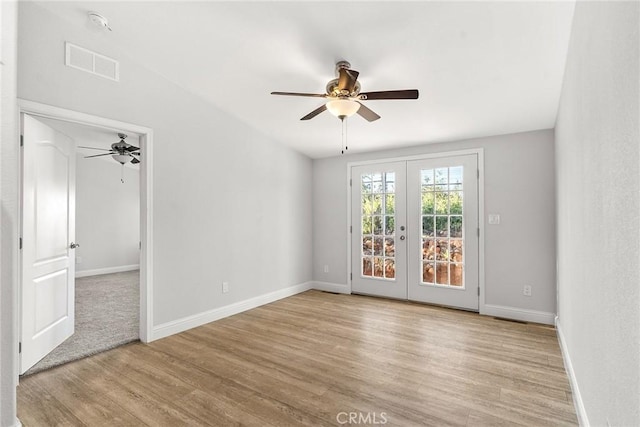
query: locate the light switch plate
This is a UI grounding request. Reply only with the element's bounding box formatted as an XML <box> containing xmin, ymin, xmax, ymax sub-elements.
<box><xmin>488</xmin><ymin>214</ymin><xmax>501</xmax><ymax>225</ymax></box>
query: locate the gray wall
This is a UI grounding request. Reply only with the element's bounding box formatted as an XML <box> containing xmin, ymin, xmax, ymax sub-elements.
<box><xmin>313</xmin><ymin>130</ymin><xmax>557</xmax><ymax>315</ymax></box>
<box><xmin>555</xmin><ymin>1</ymin><xmax>639</xmax><ymax>426</ymax></box>
<box><xmin>17</xmin><ymin>2</ymin><xmax>312</xmax><ymax>326</ymax></box>
<box><xmin>0</xmin><ymin>1</ymin><xmax>19</xmax><ymax>425</ymax></box>
<box><xmin>75</xmin><ymin>154</ymin><xmax>140</xmax><ymax>274</ymax></box>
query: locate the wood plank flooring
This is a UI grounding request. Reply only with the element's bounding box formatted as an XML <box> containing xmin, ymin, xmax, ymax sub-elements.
<box><xmin>18</xmin><ymin>290</ymin><xmax>578</xmax><ymax>426</ymax></box>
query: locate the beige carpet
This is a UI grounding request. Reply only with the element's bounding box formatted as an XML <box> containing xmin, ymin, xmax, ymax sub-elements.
<box><xmin>24</xmin><ymin>270</ymin><xmax>139</xmax><ymax>376</ymax></box>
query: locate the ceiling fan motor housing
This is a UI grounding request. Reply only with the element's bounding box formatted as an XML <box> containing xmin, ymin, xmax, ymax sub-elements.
<box><xmin>327</xmin><ymin>61</ymin><xmax>361</xmax><ymax>97</ymax></box>
<box><xmin>326</xmin><ymin>79</ymin><xmax>361</xmax><ymax>98</ymax></box>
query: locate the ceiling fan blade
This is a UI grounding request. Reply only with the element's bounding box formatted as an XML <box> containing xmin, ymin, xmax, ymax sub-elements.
<box><xmin>338</xmin><ymin>68</ymin><xmax>360</xmax><ymax>93</ymax></box>
<box><xmin>84</xmin><ymin>152</ymin><xmax>114</xmax><ymax>158</ymax></box>
<box><xmin>130</xmin><ymin>151</ymin><xmax>140</xmax><ymax>156</ymax></box>
<box><xmin>356</xmin><ymin>102</ymin><xmax>381</xmax><ymax>122</ymax></box>
<box><xmin>359</xmin><ymin>89</ymin><xmax>419</xmax><ymax>100</ymax></box>
<box><xmin>78</xmin><ymin>146</ymin><xmax>112</xmax><ymax>151</ymax></box>
<box><xmin>126</xmin><ymin>145</ymin><xmax>140</xmax><ymax>152</ymax></box>
<box><xmin>271</xmin><ymin>91</ymin><xmax>327</xmax><ymax>98</ymax></box>
<box><xmin>131</xmin><ymin>157</ymin><xmax>140</xmax><ymax>164</ymax></box>
<box><xmin>300</xmin><ymin>104</ymin><xmax>327</xmax><ymax>120</ymax></box>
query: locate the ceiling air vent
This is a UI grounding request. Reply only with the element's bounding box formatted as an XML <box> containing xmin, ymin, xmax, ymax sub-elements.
<box><xmin>65</xmin><ymin>42</ymin><xmax>119</xmax><ymax>82</ymax></box>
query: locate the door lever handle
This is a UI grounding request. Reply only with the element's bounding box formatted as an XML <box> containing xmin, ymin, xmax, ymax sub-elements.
<box><xmin>70</xmin><ymin>242</ymin><xmax>80</xmax><ymax>249</ymax></box>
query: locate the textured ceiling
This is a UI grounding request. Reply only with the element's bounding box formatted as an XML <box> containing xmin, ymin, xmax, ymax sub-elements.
<box><xmin>36</xmin><ymin>1</ymin><xmax>575</xmax><ymax>158</ymax></box>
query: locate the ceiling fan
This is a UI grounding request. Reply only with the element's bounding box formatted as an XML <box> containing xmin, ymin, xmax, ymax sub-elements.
<box><xmin>271</xmin><ymin>61</ymin><xmax>419</xmax><ymax>122</ymax></box>
<box><xmin>79</xmin><ymin>133</ymin><xmax>140</xmax><ymax>165</ymax></box>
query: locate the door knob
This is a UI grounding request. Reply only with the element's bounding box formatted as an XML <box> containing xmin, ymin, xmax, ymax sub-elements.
<box><xmin>70</xmin><ymin>242</ymin><xmax>80</xmax><ymax>249</ymax></box>
<box><xmin>400</xmin><ymin>236</ymin><xmax>406</xmax><ymax>241</ymax></box>
<box><xmin>400</xmin><ymin>226</ymin><xmax>405</xmax><ymax>231</ymax></box>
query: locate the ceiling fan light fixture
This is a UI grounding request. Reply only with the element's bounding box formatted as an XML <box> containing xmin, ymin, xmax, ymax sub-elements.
<box><xmin>112</xmin><ymin>154</ymin><xmax>131</xmax><ymax>164</ymax></box>
<box><xmin>326</xmin><ymin>99</ymin><xmax>360</xmax><ymax>119</ymax></box>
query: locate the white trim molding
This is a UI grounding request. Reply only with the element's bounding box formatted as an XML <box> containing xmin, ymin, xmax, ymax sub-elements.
<box><xmin>75</xmin><ymin>264</ymin><xmax>139</xmax><ymax>278</ymax></box>
<box><xmin>482</xmin><ymin>304</ymin><xmax>555</xmax><ymax>325</ymax></box>
<box><xmin>556</xmin><ymin>317</ymin><xmax>589</xmax><ymax>427</ymax></box>
<box><xmin>311</xmin><ymin>281</ymin><xmax>351</xmax><ymax>294</ymax></box>
<box><xmin>151</xmin><ymin>282</ymin><xmax>313</xmax><ymax>341</ymax></box>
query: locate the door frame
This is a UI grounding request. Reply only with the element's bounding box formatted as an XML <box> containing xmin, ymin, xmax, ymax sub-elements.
<box><xmin>17</xmin><ymin>99</ymin><xmax>154</xmax><ymax>348</ymax></box>
<box><xmin>346</xmin><ymin>148</ymin><xmax>486</xmax><ymax>313</ymax></box>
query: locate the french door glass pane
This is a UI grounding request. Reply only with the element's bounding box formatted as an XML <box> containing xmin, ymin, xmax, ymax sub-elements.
<box><xmin>361</xmin><ymin>171</ymin><xmax>396</xmax><ymax>281</ymax></box>
<box><xmin>421</xmin><ymin>166</ymin><xmax>465</xmax><ymax>288</ymax></box>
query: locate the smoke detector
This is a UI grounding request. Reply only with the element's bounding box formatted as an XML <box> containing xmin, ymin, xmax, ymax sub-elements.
<box><xmin>88</xmin><ymin>12</ymin><xmax>112</xmax><ymax>31</ymax></box>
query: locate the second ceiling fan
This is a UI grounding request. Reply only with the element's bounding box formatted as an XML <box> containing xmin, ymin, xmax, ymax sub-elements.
<box><xmin>79</xmin><ymin>133</ymin><xmax>140</xmax><ymax>165</ymax></box>
<box><xmin>271</xmin><ymin>61</ymin><xmax>419</xmax><ymax>122</ymax></box>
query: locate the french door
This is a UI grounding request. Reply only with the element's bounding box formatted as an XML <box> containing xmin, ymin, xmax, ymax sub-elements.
<box><xmin>351</xmin><ymin>162</ymin><xmax>407</xmax><ymax>299</ymax></box>
<box><xmin>351</xmin><ymin>154</ymin><xmax>479</xmax><ymax>310</ymax></box>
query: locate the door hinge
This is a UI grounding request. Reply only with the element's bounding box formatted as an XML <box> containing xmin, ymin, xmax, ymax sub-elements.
<box><xmin>349</xmin><ymin>178</ymin><xmax>352</xmax><ymax>187</ymax></box>
<box><xmin>477</xmin><ymin>169</ymin><xmax>479</xmax><ymax>179</ymax></box>
<box><xmin>19</xmin><ymin>237</ymin><xmax>22</xmax><ymax>250</ymax></box>
<box><xmin>477</xmin><ymin>228</ymin><xmax>480</xmax><ymax>237</ymax></box>
<box><xmin>20</xmin><ymin>135</ymin><xmax>24</xmax><ymax>147</ymax></box>
<box><xmin>350</xmin><ymin>273</ymin><xmax>353</xmax><ymax>281</ymax></box>
<box><xmin>18</xmin><ymin>342</ymin><xmax>21</xmax><ymax>353</ymax></box>
<box><xmin>478</xmin><ymin>287</ymin><xmax>480</xmax><ymax>296</ymax></box>
<box><xmin>350</xmin><ymin>225</ymin><xmax>352</xmax><ymax>233</ymax></box>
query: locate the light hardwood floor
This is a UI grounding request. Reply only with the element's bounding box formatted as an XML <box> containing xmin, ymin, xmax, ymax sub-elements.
<box><xmin>18</xmin><ymin>290</ymin><xmax>578</xmax><ymax>426</ymax></box>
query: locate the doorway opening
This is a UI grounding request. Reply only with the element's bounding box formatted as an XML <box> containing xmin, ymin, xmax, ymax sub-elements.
<box><xmin>17</xmin><ymin>100</ymin><xmax>153</xmax><ymax>375</ymax></box>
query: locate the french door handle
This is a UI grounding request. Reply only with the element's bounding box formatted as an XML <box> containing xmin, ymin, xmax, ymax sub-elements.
<box><xmin>70</xmin><ymin>242</ymin><xmax>80</xmax><ymax>249</ymax></box>
<box><xmin>399</xmin><ymin>236</ymin><xmax>406</xmax><ymax>241</ymax></box>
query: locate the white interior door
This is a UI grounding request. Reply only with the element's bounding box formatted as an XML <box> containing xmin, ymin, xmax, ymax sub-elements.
<box><xmin>350</xmin><ymin>154</ymin><xmax>479</xmax><ymax>310</ymax></box>
<box><xmin>20</xmin><ymin>114</ymin><xmax>76</xmax><ymax>374</ymax></box>
<box><xmin>407</xmin><ymin>155</ymin><xmax>479</xmax><ymax>310</ymax></box>
<box><xmin>351</xmin><ymin>162</ymin><xmax>407</xmax><ymax>299</ymax></box>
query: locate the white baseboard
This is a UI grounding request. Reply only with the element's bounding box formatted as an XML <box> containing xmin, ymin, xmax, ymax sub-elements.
<box><xmin>311</xmin><ymin>281</ymin><xmax>351</xmax><ymax>294</ymax></box>
<box><xmin>151</xmin><ymin>281</ymin><xmax>313</xmax><ymax>341</ymax></box>
<box><xmin>481</xmin><ymin>304</ymin><xmax>555</xmax><ymax>325</ymax></box>
<box><xmin>556</xmin><ymin>318</ymin><xmax>589</xmax><ymax>427</ymax></box>
<box><xmin>76</xmin><ymin>264</ymin><xmax>139</xmax><ymax>278</ymax></box>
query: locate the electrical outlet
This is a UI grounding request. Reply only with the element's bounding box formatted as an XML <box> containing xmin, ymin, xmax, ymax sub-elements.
<box><xmin>222</xmin><ymin>281</ymin><xmax>229</xmax><ymax>293</ymax></box>
<box><xmin>488</xmin><ymin>213</ymin><xmax>501</xmax><ymax>225</ymax></box>
<box><xmin>523</xmin><ymin>285</ymin><xmax>532</xmax><ymax>297</ymax></box>
<box><xmin>323</xmin><ymin>265</ymin><xmax>329</xmax><ymax>273</ymax></box>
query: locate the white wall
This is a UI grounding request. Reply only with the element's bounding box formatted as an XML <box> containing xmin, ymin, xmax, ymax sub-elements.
<box><xmin>555</xmin><ymin>1</ymin><xmax>639</xmax><ymax>426</ymax></box>
<box><xmin>75</xmin><ymin>154</ymin><xmax>140</xmax><ymax>275</ymax></box>
<box><xmin>17</xmin><ymin>2</ymin><xmax>312</xmax><ymax>325</ymax></box>
<box><xmin>0</xmin><ymin>1</ymin><xmax>19</xmax><ymax>425</ymax></box>
<box><xmin>313</xmin><ymin>130</ymin><xmax>557</xmax><ymax>318</ymax></box>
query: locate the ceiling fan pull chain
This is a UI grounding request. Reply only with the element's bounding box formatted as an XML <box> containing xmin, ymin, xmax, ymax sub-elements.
<box><xmin>345</xmin><ymin>117</ymin><xmax>348</xmax><ymax>152</ymax></box>
<box><xmin>121</xmin><ymin>164</ymin><xmax>125</xmax><ymax>184</ymax></box>
<box><xmin>341</xmin><ymin>117</ymin><xmax>345</xmax><ymax>154</ymax></box>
